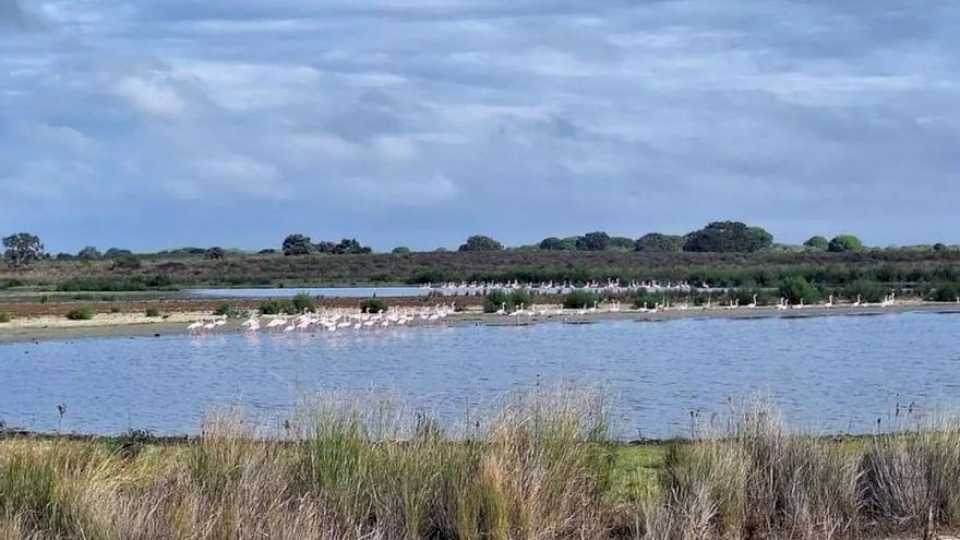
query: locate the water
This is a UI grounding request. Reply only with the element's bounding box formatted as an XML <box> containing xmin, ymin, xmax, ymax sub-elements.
<box><xmin>1</xmin><ymin>312</ymin><xmax>958</xmax><ymax>438</ymax></box>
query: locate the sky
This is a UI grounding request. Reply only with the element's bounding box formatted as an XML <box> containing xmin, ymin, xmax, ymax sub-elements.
<box><xmin>1</xmin><ymin>1</ymin><xmax>958</xmax><ymax>253</ymax></box>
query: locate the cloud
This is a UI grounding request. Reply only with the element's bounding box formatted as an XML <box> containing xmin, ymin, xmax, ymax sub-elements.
<box><xmin>115</xmin><ymin>76</ymin><xmax>186</xmax><ymax>118</ymax></box>
<box><xmin>1</xmin><ymin>0</ymin><xmax>959</xmax><ymax>252</ymax></box>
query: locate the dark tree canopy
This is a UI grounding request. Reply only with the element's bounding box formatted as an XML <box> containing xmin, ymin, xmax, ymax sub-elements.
<box><xmin>205</xmin><ymin>247</ymin><xmax>226</xmax><ymax>259</ymax></box>
<box><xmin>104</xmin><ymin>248</ymin><xmax>133</xmax><ymax>259</ymax></box>
<box><xmin>607</xmin><ymin>236</ymin><xmax>635</xmax><ymax>251</ymax></box>
<box><xmin>635</xmin><ymin>233</ymin><xmax>684</xmax><ymax>252</ymax></box>
<box><xmin>458</xmin><ymin>235</ymin><xmax>503</xmax><ymax>252</ymax></box>
<box><xmin>3</xmin><ymin>233</ymin><xmax>44</xmax><ymax>267</ymax></box>
<box><xmin>316</xmin><ymin>238</ymin><xmax>372</xmax><ymax>255</ymax></box>
<box><xmin>78</xmin><ymin>246</ymin><xmax>102</xmax><ymax>260</ymax></box>
<box><xmin>392</xmin><ymin>246</ymin><xmax>411</xmax><ymax>254</ymax></box>
<box><xmin>803</xmin><ymin>236</ymin><xmax>829</xmax><ymax>250</ymax></box>
<box><xmin>539</xmin><ymin>237</ymin><xmax>564</xmax><ymax>250</ymax></box>
<box><xmin>576</xmin><ymin>231</ymin><xmax>610</xmax><ymax>251</ymax></box>
<box><xmin>282</xmin><ymin>234</ymin><xmax>313</xmax><ymax>256</ymax></box>
<box><xmin>828</xmin><ymin>235</ymin><xmax>864</xmax><ymax>253</ymax></box>
<box><xmin>683</xmin><ymin>222</ymin><xmax>773</xmax><ymax>253</ymax></box>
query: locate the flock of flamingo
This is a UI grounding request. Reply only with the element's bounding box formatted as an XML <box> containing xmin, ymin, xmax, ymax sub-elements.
<box><xmin>422</xmin><ymin>279</ymin><xmax>707</xmax><ymax>295</ymax></box>
<box><xmin>187</xmin><ymin>304</ymin><xmax>456</xmax><ymax>335</ymax></box>
<box><xmin>185</xmin><ymin>289</ymin><xmax>919</xmax><ymax>335</ymax></box>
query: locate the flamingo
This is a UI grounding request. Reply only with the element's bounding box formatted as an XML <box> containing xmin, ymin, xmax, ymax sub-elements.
<box><xmin>852</xmin><ymin>295</ymin><xmax>862</xmax><ymax>307</ymax></box>
<box><xmin>746</xmin><ymin>295</ymin><xmax>757</xmax><ymax>309</ymax></box>
<box><xmin>824</xmin><ymin>295</ymin><xmax>834</xmax><ymax>309</ymax></box>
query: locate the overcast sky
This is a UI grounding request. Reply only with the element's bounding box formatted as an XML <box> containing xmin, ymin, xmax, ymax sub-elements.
<box><xmin>1</xmin><ymin>1</ymin><xmax>957</xmax><ymax>253</ymax></box>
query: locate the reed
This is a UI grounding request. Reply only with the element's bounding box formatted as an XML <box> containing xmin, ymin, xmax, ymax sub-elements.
<box><xmin>4</xmin><ymin>393</ymin><xmax>960</xmax><ymax>539</ymax></box>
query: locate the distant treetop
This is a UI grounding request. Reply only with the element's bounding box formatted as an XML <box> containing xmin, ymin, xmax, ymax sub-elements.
<box><xmin>828</xmin><ymin>234</ymin><xmax>864</xmax><ymax>253</ymax></box>
<box><xmin>803</xmin><ymin>236</ymin><xmax>829</xmax><ymax>250</ymax></box>
<box><xmin>635</xmin><ymin>233</ymin><xmax>684</xmax><ymax>252</ymax></box>
<box><xmin>458</xmin><ymin>235</ymin><xmax>503</xmax><ymax>252</ymax></box>
<box><xmin>683</xmin><ymin>221</ymin><xmax>773</xmax><ymax>253</ymax></box>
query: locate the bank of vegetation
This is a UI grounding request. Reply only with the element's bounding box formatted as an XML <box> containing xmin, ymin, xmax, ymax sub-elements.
<box><xmin>1</xmin><ymin>390</ymin><xmax>960</xmax><ymax>539</ymax></box>
<box><xmin>0</xmin><ymin>224</ymin><xmax>957</xmax><ymax>295</ymax></box>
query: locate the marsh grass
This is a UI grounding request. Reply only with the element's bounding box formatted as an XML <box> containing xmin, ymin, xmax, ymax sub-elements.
<box><xmin>5</xmin><ymin>394</ymin><xmax>960</xmax><ymax>539</ymax></box>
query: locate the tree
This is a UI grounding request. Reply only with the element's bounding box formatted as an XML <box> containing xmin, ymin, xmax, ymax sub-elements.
<box><xmin>933</xmin><ymin>243</ymin><xmax>947</xmax><ymax>252</ymax></box>
<box><xmin>683</xmin><ymin>221</ymin><xmax>773</xmax><ymax>253</ymax></box>
<box><xmin>205</xmin><ymin>247</ymin><xmax>226</xmax><ymax>259</ymax></box>
<box><xmin>103</xmin><ymin>248</ymin><xmax>133</xmax><ymax>259</ymax></box>
<box><xmin>576</xmin><ymin>231</ymin><xmax>610</xmax><ymax>251</ymax></box>
<box><xmin>392</xmin><ymin>246</ymin><xmax>411</xmax><ymax>254</ymax></box>
<box><xmin>608</xmin><ymin>236</ymin><xmax>635</xmax><ymax>251</ymax></box>
<box><xmin>78</xmin><ymin>246</ymin><xmax>102</xmax><ymax>260</ymax></box>
<box><xmin>635</xmin><ymin>233</ymin><xmax>684</xmax><ymax>252</ymax></box>
<box><xmin>828</xmin><ymin>235</ymin><xmax>864</xmax><ymax>253</ymax></box>
<box><xmin>283</xmin><ymin>234</ymin><xmax>313</xmax><ymax>256</ymax></box>
<box><xmin>458</xmin><ymin>235</ymin><xmax>503</xmax><ymax>252</ymax></box>
<box><xmin>3</xmin><ymin>233</ymin><xmax>44</xmax><ymax>267</ymax></box>
<box><xmin>539</xmin><ymin>237</ymin><xmax>563</xmax><ymax>250</ymax></box>
<box><xmin>803</xmin><ymin>236</ymin><xmax>829</xmax><ymax>250</ymax></box>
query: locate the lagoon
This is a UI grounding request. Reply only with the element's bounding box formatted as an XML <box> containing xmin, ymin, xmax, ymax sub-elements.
<box><xmin>1</xmin><ymin>311</ymin><xmax>957</xmax><ymax>438</ymax></box>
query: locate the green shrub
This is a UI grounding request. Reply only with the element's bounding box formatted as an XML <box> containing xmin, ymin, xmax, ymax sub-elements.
<box><xmin>803</xmin><ymin>235</ymin><xmax>829</xmax><ymax>250</ymax></box>
<box><xmin>213</xmin><ymin>304</ymin><xmax>237</xmax><ymax>318</ymax></box>
<box><xmin>778</xmin><ymin>276</ymin><xmax>820</xmax><ymax>304</ymax></box>
<box><xmin>360</xmin><ymin>298</ymin><xmax>388</xmax><ymax>313</ymax></box>
<box><xmin>259</xmin><ymin>300</ymin><xmax>283</xmax><ymax>315</ymax></box>
<box><xmin>509</xmin><ymin>289</ymin><xmax>533</xmax><ymax>310</ymax></box>
<box><xmin>926</xmin><ymin>282</ymin><xmax>960</xmax><ymax>302</ymax></box>
<box><xmin>829</xmin><ymin>234</ymin><xmax>864</xmax><ymax>253</ymax></box>
<box><xmin>484</xmin><ymin>290</ymin><xmax>511</xmax><ymax>313</ymax></box>
<box><xmin>842</xmin><ymin>280</ymin><xmax>889</xmax><ymax>304</ymax></box>
<box><xmin>291</xmin><ymin>292</ymin><xmax>316</xmax><ymax>313</ymax></box>
<box><xmin>0</xmin><ymin>311</ymin><xmax>11</xmax><ymax>323</ymax></box>
<box><xmin>145</xmin><ymin>307</ymin><xmax>161</xmax><ymax>318</ymax></box>
<box><xmin>563</xmin><ymin>290</ymin><xmax>598</xmax><ymax>309</ymax></box>
<box><xmin>65</xmin><ymin>306</ymin><xmax>94</xmax><ymax>320</ymax></box>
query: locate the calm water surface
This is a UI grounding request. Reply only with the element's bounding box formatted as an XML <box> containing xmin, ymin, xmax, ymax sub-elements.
<box><xmin>1</xmin><ymin>312</ymin><xmax>958</xmax><ymax>438</ymax></box>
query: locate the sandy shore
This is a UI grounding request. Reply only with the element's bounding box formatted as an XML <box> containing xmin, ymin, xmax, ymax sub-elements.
<box><xmin>1</xmin><ymin>301</ymin><xmax>958</xmax><ymax>344</ymax></box>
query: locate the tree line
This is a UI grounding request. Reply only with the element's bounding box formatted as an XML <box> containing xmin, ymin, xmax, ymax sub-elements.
<box><xmin>1</xmin><ymin>221</ymin><xmax>952</xmax><ymax>268</ymax></box>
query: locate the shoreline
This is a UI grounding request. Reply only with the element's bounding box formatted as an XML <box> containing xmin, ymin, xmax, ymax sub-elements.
<box><xmin>1</xmin><ymin>301</ymin><xmax>958</xmax><ymax>344</ymax></box>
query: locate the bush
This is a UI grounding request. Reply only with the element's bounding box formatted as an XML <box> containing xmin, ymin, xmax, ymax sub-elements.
<box><xmin>360</xmin><ymin>298</ymin><xmax>388</xmax><ymax>313</ymax></box>
<box><xmin>778</xmin><ymin>275</ymin><xmax>820</xmax><ymax>304</ymax></box>
<box><xmin>213</xmin><ymin>304</ymin><xmax>237</xmax><ymax>318</ymax></box>
<box><xmin>829</xmin><ymin>234</ymin><xmax>864</xmax><ymax>253</ymax></box>
<box><xmin>65</xmin><ymin>307</ymin><xmax>94</xmax><ymax>320</ymax></box>
<box><xmin>291</xmin><ymin>292</ymin><xmax>316</xmax><ymax>313</ymax></box>
<box><xmin>842</xmin><ymin>280</ymin><xmax>889</xmax><ymax>304</ymax></box>
<box><xmin>483</xmin><ymin>290</ymin><xmax>511</xmax><ymax>313</ymax></box>
<box><xmin>391</xmin><ymin>246</ymin><xmax>411</xmax><ymax>254</ymax></box>
<box><xmin>563</xmin><ymin>290</ymin><xmax>598</xmax><ymax>309</ymax></box>
<box><xmin>283</xmin><ymin>234</ymin><xmax>313</xmax><ymax>256</ymax></box>
<box><xmin>259</xmin><ymin>300</ymin><xmax>284</xmax><ymax>315</ymax></box>
<box><xmin>145</xmin><ymin>308</ymin><xmax>161</xmax><ymax>318</ymax></box>
<box><xmin>926</xmin><ymin>282</ymin><xmax>960</xmax><ymax>302</ymax></box>
<box><xmin>576</xmin><ymin>232</ymin><xmax>610</xmax><ymax>251</ymax></box>
<box><xmin>111</xmin><ymin>255</ymin><xmax>141</xmax><ymax>271</ymax></box>
<box><xmin>0</xmin><ymin>311</ymin><xmax>11</xmax><ymax>323</ymax></box>
<box><xmin>803</xmin><ymin>235</ymin><xmax>829</xmax><ymax>250</ymax></box>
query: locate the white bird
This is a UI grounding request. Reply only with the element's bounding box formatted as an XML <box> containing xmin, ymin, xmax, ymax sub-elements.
<box><xmin>187</xmin><ymin>321</ymin><xmax>203</xmax><ymax>332</ymax></box>
<box><xmin>852</xmin><ymin>295</ymin><xmax>862</xmax><ymax>307</ymax></box>
<box><xmin>824</xmin><ymin>295</ymin><xmax>834</xmax><ymax>309</ymax></box>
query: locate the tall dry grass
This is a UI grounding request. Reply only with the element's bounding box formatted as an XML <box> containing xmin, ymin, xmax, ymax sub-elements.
<box><xmin>4</xmin><ymin>392</ymin><xmax>960</xmax><ymax>539</ymax></box>
<box><xmin>0</xmin><ymin>387</ymin><xmax>615</xmax><ymax>539</ymax></box>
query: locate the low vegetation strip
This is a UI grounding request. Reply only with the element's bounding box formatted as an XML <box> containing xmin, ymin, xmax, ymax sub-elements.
<box><xmin>1</xmin><ymin>391</ymin><xmax>959</xmax><ymax>539</ymax></box>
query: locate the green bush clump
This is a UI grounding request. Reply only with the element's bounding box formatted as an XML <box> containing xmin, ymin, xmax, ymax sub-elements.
<box><xmin>483</xmin><ymin>290</ymin><xmax>511</xmax><ymax>313</ymax></box>
<box><xmin>258</xmin><ymin>300</ymin><xmax>284</xmax><ymax>315</ymax></box>
<box><xmin>483</xmin><ymin>289</ymin><xmax>532</xmax><ymax>313</ymax></box>
<box><xmin>360</xmin><ymin>298</ymin><xmax>388</xmax><ymax>313</ymax></box>
<box><xmin>65</xmin><ymin>307</ymin><xmax>94</xmax><ymax>321</ymax></box>
<box><xmin>842</xmin><ymin>280</ymin><xmax>889</xmax><ymax>304</ymax></box>
<box><xmin>778</xmin><ymin>276</ymin><xmax>820</xmax><ymax>304</ymax></box>
<box><xmin>145</xmin><ymin>308</ymin><xmax>161</xmax><ymax>318</ymax></box>
<box><xmin>563</xmin><ymin>290</ymin><xmax>598</xmax><ymax>309</ymax></box>
<box><xmin>926</xmin><ymin>282</ymin><xmax>960</xmax><ymax>302</ymax></box>
<box><xmin>291</xmin><ymin>292</ymin><xmax>316</xmax><ymax>313</ymax></box>
<box><xmin>213</xmin><ymin>304</ymin><xmax>237</xmax><ymax>318</ymax></box>
<box><xmin>0</xmin><ymin>311</ymin><xmax>11</xmax><ymax>323</ymax></box>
